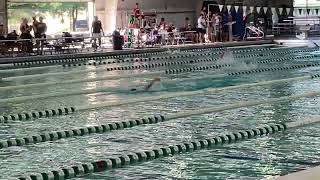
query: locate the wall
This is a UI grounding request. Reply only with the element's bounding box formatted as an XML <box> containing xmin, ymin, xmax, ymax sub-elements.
<box><xmin>116</xmin><ymin>0</ymin><xmax>198</xmax><ymax>30</ymax></box>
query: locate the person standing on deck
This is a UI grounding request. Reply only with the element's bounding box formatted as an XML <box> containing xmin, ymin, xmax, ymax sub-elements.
<box><xmin>197</xmin><ymin>14</ymin><xmax>206</xmax><ymax>43</ymax></box>
<box><xmin>91</xmin><ymin>16</ymin><xmax>104</xmax><ymax>49</ymax></box>
<box><xmin>34</xmin><ymin>17</ymin><xmax>47</xmax><ymax>55</ymax></box>
<box><xmin>133</xmin><ymin>3</ymin><xmax>141</xmax><ymax>28</ymax></box>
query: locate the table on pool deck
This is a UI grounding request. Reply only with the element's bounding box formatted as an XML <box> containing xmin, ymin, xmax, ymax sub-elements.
<box><xmin>276</xmin><ymin>165</ymin><xmax>320</xmax><ymax>180</ymax></box>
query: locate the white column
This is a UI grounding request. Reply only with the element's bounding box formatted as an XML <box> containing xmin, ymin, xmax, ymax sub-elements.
<box><xmin>104</xmin><ymin>0</ymin><xmax>118</xmax><ymax>33</ymax></box>
<box><xmin>88</xmin><ymin>1</ymin><xmax>95</xmax><ymax>32</ymax></box>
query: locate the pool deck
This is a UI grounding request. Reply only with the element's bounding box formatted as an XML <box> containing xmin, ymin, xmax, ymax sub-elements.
<box><xmin>0</xmin><ymin>40</ymin><xmax>274</xmax><ymax>64</ymax></box>
<box><xmin>276</xmin><ymin>166</ymin><xmax>320</xmax><ymax>180</ymax></box>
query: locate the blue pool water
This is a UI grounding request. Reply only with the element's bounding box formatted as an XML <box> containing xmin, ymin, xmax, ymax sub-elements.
<box><xmin>1</xmin><ymin>46</ymin><xmax>320</xmax><ymax>179</ymax></box>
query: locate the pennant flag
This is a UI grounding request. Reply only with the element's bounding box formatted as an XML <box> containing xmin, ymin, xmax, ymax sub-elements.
<box><xmin>279</xmin><ymin>8</ymin><xmax>283</xmax><ymax>15</ymax></box>
<box><xmin>235</xmin><ymin>6</ymin><xmax>239</xmax><ymax>12</ymax></box>
<box><xmin>243</xmin><ymin>6</ymin><xmax>247</xmax><ymax>15</ymax></box>
<box><xmin>227</xmin><ymin>5</ymin><xmax>231</xmax><ymax>12</ymax></box>
<box><xmin>307</xmin><ymin>9</ymin><xmax>310</xmax><ymax>15</ymax></box>
<box><xmin>219</xmin><ymin>5</ymin><xmax>223</xmax><ymax>12</ymax></box>
<box><xmin>263</xmin><ymin>7</ymin><xmax>268</xmax><ymax>14</ymax></box>
<box><xmin>286</xmin><ymin>8</ymin><xmax>291</xmax><ymax>15</ymax></box>
<box><xmin>257</xmin><ymin>7</ymin><xmax>261</xmax><ymax>13</ymax></box>
<box><xmin>302</xmin><ymin>9</ymin><xmax>306</xmax><ymax>16</ymax></box>
<box><xmin>299</xmin><ymin>9</ymin><xmax>302</xmax><ymax>15</ymax></box>
<box><xmin>316</xmin><ymin>9</ymin><xmax>319</xmax><ymax>15</ymax></box>
<box><xmin>309</xmin><ymin>9</ymin><xmax>313</xmax><ymax>16</ymax></box>
<box><xmin>250</xmin><ymin>6</ymin><xmax>253</xmax><ymax>13</ymax></box>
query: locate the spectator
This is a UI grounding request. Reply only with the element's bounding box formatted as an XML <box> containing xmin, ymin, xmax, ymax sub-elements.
<box><xmin>222</xmin><ymin>11</ymin><xmax>232</xmax><ymax>41</ymax></box>
<box><xmin>112</xmin><ymin>29</ymin><xmax>124</xmax><ymax>50</ymax></box>
<box><xmin>183</xmin><ymin>17</ymin><xmax>191</xmax><ymax>30</ymax></box>
<box><xmin>32</xmin><ymin>16</ymin><xmax>38</xmax><ymax>36</ymax></box>
<box><xmin>35</xmin><ymin>17</ymin><xmax>47</xmax><ymax>55</ymax></box>
<box><xmin>201</xmin><ymin>6</ymin><xmax>208</xmax><ymax>17</ymax></box>
<box><xmin>159</xmin><ymin>18</ymin><xmax>167</xmax><ymax>30</ymax></box>
<box><xmin>6</xmin><ymin>30</ymin><xmax>19</xmax><ymax>53</ymax></box>
<box><xmin>207</xmin><ymin>11</ymin><xmax>213</xmax><ymax>42</ymax></box>
<box><xmin>167</xmin><ymin>23</ymin><xmax>175</xmax><ymax>44</ymax></box>
<box><xmin>91</xmin><ymin>16</ymin><xmax>104</xmax><ymax>48</ymax></box>
<box><xmin>197</xmin><ymin>14</ymin><xmax>206</xmax><ymax>43</ymax></box>
<box><xmin>133</xmin><ymin>3</ymin><xmax>141</xmax><ymax>27</ymax></box>
<box><xmin>20</xmin><ymin>18</ymin><xmax>33</xmax><ymax>53</ymax></box>
<box><xmin>185</xmin><ymin>24</ymin><xmax>196</xmax><ymax>43</ymax></box>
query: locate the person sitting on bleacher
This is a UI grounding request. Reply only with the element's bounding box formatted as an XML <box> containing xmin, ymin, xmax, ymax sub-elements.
<box><xmin>6</xmin><ymin>30</ymin><xmax>19</xmax><ymax>53</ymax></box>
<box><xmin>185</xmin><ymin>24</ymin><xmax>196</xmax><ymax>43</ymax></box>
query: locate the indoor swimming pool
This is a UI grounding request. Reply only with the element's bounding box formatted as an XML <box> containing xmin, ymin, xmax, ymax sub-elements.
<box><xmin>1</xmin><ymin>45</ymin><xmax>320</xmax><ymax>180</ymax></box>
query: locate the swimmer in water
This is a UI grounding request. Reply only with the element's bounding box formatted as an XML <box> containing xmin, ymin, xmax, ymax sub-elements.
<box><xmin>130</xmin><ymin>77</ymin><xmax>161</xmax><ymax>92</ymax></box>
<box><xmin>219</xmin><ymin>51</ymin><xmax>225</xmax><ymax>59</ymax></box>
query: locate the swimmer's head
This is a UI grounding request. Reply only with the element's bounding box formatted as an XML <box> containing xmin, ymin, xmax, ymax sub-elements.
<box><xmin>130</xmin><ymin>88</ymin><xmax>137</xmax><ymax>91</ymax></box>
<box><xmin>154</xmin><ymin>77</ymin><xmax>161</xmax><ymax>81</ymax></box>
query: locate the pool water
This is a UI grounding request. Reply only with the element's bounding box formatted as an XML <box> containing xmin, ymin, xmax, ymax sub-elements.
<box><xmin>1</xmin><ymin>46</ymin><xmax>320</xmax><ymax>180</ymax></box>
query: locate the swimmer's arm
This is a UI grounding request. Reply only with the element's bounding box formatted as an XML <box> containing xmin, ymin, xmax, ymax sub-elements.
<box><xmin>144</xmin><ymin>80</ymin><xmax>156</xmax><ymax>91</ymax></box>
<box><xmin>145</xmin><ymin>78</ymin><xmax>161</xmax><ymax>91</ymax></box>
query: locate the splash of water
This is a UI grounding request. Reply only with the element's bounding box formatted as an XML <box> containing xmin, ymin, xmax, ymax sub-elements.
<box><xmin>217</xmin><ymin>50</ymin><xmax>257</xmax><ymax>71</ymax></box>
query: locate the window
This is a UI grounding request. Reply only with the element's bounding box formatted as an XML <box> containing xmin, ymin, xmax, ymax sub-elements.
<box><xmin>294</xmin><ymin>0</ymin><xmax>320</xmax><ymax>7</ymax></box>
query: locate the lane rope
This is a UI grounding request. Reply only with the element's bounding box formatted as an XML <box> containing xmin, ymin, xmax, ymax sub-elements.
<box><xmin>61</xmin><ymin>48</ymin><xmax>315</xmax><ymax>67</ymax></box>
<box><xmin>17</xmin><ymin>117</ymin><xmax>320</xmax><ymax>180</ymax></box>
<box><xmin>10</xmin><ymin>47</ymin><xmax>314</xmax><ymax>69</ymax></box>
<box><xmin>3</xmin><ymin>89</ymin><xmax>320</xmax><ymax>149</ymax></box>
<box><xmin>4</xmin><ymin>50</ymin><xmax>318</xmax><ymax>81</ymax></box>
<box><xmin>1</xmin><ymin>62</ymin><xmax>320</xmax><ymax>92</ymax></box>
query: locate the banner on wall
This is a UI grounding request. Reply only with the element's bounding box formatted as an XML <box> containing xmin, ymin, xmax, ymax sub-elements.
<box><xmin>286</xmin><ymin>8</ymin><xmax>291</xmax><ymax>15</ymax></box>
<box><xmin>310</xmin><ymin>9</ymin><xmax>315</xmax><ymax>15</ymax></box>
